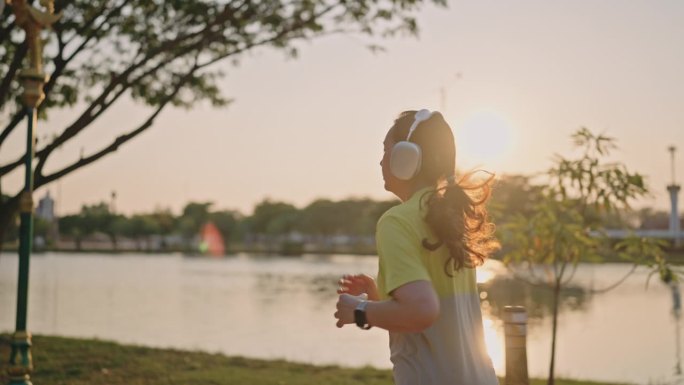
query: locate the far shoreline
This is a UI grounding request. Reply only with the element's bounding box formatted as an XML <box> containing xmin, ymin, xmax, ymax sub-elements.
<box><xmin>2</xmin><ymin>246</ymin><xmax>684</xmax><ymax>264</ymax></box>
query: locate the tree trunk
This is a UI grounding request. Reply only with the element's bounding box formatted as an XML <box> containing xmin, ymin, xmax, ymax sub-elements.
<box><xmin>547</xmin><ymin>280</ymin><xmax>561</xmax><ymax>385</ymax></box>
<box><xmin>0</xmin><ymin>195</ymin><xmax>20</xmax><ymax>253</ymax></box>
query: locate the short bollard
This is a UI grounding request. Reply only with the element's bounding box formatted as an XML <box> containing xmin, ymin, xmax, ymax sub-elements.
<box><xmin>503</xmin><ymin>306</ymin><xmax>529</xmax><ymax>385</ymax></box>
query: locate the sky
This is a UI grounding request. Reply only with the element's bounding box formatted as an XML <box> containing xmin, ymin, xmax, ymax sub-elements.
<box><xmin>2</xmin><ymin>0</ymin><xmax>684</xmax><ymax>216</ymax></box>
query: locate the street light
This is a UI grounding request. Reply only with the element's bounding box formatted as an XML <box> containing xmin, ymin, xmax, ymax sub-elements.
<box><xmin>6</xmin><ymin>1</ymin><xmax>60</xmax><ymax>384</ymax></box>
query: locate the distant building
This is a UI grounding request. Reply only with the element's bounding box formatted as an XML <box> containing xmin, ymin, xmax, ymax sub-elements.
<box><xmin>34</xmin><ymin>191</ymin><xmax>59</xmax><ymax>247</ymax></box>
<box><xmin>36</xmin><ymin>191</ymin><xmax>55</xmax><ymax>221</ymax></box>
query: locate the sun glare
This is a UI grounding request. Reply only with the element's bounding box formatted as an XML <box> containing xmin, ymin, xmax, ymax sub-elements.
<box><xmin>482</xmin><ymin>317</ymin><xmax>505</xmax><ymax>374</ymax></box>
<box><xmin>476</xmin><ymin>268</ymin><xmax>495</xmax><ymax>284</ymax></box>
<box><xmin>456</xmin><ymin>111</ymin><xmax>515</xmax><ymax>170</ymax></box>
<box><xmin>476</xmin><ymin>259</ymin><xmax>505</xmax><ymax>284</ymax></box>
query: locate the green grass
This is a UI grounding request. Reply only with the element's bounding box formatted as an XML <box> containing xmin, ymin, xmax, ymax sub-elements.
<box><xmin>0</xmin><ymin>334</ymin><xmax>631</xmax><ymax>385</ymax></box>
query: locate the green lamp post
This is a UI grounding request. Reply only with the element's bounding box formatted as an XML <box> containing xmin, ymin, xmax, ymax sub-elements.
<box><xmin>6</xmin><ymin>1</ymin><xmax>60</xmax><ymax>384</ymax></box>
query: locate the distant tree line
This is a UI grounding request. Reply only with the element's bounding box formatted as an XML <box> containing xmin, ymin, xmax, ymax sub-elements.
<box><xmin>2</xmin><ymin>175</ymin><xmax>680</xmax><ymax>254</ymax></box>
<box><xmin>14</xmin><ymin>197</ymin><xmax>399</xmax><ymax>253</ymax></box>
<box><xmin>488</xmin><ymin>174</ymin><xmax>681</xmax><ymax>231</ymax></box>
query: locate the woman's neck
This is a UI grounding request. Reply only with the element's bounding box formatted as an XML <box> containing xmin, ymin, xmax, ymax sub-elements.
<box><xmin>397</xmin><ymin>181</ymin><xmax>434</xmax><ymax>202</ymax></box>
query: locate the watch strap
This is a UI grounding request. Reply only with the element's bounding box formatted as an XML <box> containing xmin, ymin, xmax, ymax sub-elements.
<box><xmin>354</xmin><ymin>300</ymin><xmax>372</xmax><ymax>330</ymax></box>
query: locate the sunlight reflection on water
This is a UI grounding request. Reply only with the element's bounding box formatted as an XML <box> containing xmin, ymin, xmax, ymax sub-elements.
<box><xmin>482</xmin><ymin>317</ymin><xmax>505</xmax><ymax>374</ymax></box>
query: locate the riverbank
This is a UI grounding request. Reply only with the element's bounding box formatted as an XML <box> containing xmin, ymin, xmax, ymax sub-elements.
<box><xmin>1</xmin><ymin>241</ymin><xmax>379</xmax><ymax>257</ymax></box>
<box><xmin>3</xmin><ymin>245</ymin><xmax>684</xmax><ymax>265</ymax></box>
<box><xmin>0</xmin><ymin>334</ymin><xmax>632</xmax><ymax>385</ymax></box>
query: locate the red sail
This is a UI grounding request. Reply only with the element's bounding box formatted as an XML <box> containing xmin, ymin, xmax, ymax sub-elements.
<box><xmin>200</xmin><ymin>222</ymin><xmax>225</xmax><ymax>257</ymax></box>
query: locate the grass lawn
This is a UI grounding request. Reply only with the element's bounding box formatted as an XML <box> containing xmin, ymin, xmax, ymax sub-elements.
<box><xmin>0</xmin><ymin>334</ymin><xmax>632</xmax><ymax>385</ymax></box>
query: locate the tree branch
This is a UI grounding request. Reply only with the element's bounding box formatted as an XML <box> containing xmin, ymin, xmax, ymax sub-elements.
<box><xmin>587</xmin><ymin>264</ymin><xmax>638</xmax><ymax>294</ymax></box>
<box><xmin>42</xmin><ymin>0</ymin><xmax>130</xmax><ymax>110</ymax></box>
<box><xmin>560</xmin><ymin>262</ymin><xmax>579</xmax><ymax>286</ymax></box>
<box><xmin>0</xmin><ymin>41</ymin><xmax>27</xmax><ymax>109</ymax></box>
<box><xmin>3</xmin><ymin>36</ymin><xmax>211</xmax><ymax>178</ymax></box>
<box><xmin>4</xmin><ymin>0</ymin><xmax>341</xmax><ymax>178</ymax></box>
<box><xmin>0</xmin><ymin>2</ymin><xmax>117</xmax><ymax>149</ymax></box>
<box><xmin>33</xmin><ymin>49</ymin><xmax>204</xmax><ymax>178</ymax></box>
<box><xmin>34</xmin><ymin>66</ymin><xmax>197</xmax><ymax>189</ymax></box>
<box><xmin>31</xmin><ymin>7</ymin><xmax>249</xmax><ymax>176</ymax></box>
<box><xmin>0</xmin><ymin>145</ymin><xmax>25</xmax><ymax>176</ymax></box>
<box><xmin>62</xmin><ymin>0</ymin><xmax>125</xmax><ymax>49</ymax></box>
<box><xmin>0</xmin><ymin>108</ymin><xmax>25</xmax><ymax>150</ymax></box>
<box><xmin>508</xmin><ymin>269</ymin><xmax>555</xmax><ymax>290</ymax></box>
<box><xmin>196</xmin><ymin>2</ymin><xmax>341</xmax><ymax>70</ymax></box>
<box><xmin>506</xmin><ymin>263</ymin><xmax>581</xmax><ymax>293</ymax></box>
<box><xmin>37</xmin><ymin>13</ymin><xmax>228</xmax><ymax>151</ymax></box>
<box><xmin>0</xmin><ymin>18</ymin><xmax>15</xmax><ymax>45</ymax></box>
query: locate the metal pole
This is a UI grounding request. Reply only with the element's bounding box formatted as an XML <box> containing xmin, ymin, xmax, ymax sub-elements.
<box><xmin>8</xmin><ymin>107</ymin><xmax>35</xmax><ymax>385</ymax></box>
<box><xmin>668</xmin><ymin>185</ymin><xmax>682</xmax><ymax>248</ymax></box>
<box><xmin>16</xmin><ymin>107</ymin><xmax>35</xmax><ymax>332</ymax></box>
<box><xmin>670</xmin><ymin>146</ymin><xmax>677</xmax><ymax>185</ymax></box>
<box><xmin>669</xmin><ymin>146</ymin><xmax>681</xmax><ymax>248</ymax></box>
<box><xmin>6</xmin><ymin>1</ymin><xmax>60</xmax><ymax>384</ymax></box>
<box><xmin>503</xmin><ymin>306</ymin><xmax>529</xmax><ymax>385</ymax></box>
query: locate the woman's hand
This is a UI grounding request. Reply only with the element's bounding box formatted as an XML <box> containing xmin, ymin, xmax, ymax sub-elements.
<box><xmin>337</xmin><ymin>274</ymin><xmax>380</xmax><ymax>301</ymax></box>
<box><xmin>334</xmin><ymin>293</ymin><xmax>363</xmax><ymax>328</ymax></box>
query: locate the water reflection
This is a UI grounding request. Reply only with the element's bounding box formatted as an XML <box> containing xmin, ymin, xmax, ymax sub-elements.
<box><xmin>0</xmin><ymin>253</ymin><xmax>676</xmax><ymax>384</ymax></box>
<box><xmin>253</xmin><ymin>272</ymin><xmax>339</xmax><ymax>307</ymax></box>
<box><xmin>476</xmin><ymin>265</ymin><xmax>589</xmax><ymax>375</ymax></box>
<box><xmin>479</xmin><ymin>275</ymin><xmax>589</xmax><ymax>322</ymax></box>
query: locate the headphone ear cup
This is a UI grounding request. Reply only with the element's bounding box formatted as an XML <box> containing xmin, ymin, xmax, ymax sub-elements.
<box><xmin>390</xmin><ymin>141</ymin><xmax>422</xmax><ymax>180</ymax></box>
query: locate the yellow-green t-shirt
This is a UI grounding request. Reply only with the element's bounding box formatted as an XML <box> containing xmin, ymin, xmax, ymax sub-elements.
<box><xmin>376</xmin><ymin>187</ymin><xmax>498</xmax><ymax>385</ymax></box>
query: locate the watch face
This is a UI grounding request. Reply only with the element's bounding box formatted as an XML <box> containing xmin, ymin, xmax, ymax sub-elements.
<box><xmin>354</xmin><ymin>302</ymin><xmax>371</xmax><ymax>329</ymax></box>
<box><xmin>354</xmin><ymin>308</ymin><xmax>366</xmax><ymax>328</ymax></box>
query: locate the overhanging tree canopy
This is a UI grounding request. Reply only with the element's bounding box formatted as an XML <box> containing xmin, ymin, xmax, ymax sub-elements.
<box><xmin>0</xmin><ymin>0</ymin><xmax>445</xmax><ymax>242</ymax></box>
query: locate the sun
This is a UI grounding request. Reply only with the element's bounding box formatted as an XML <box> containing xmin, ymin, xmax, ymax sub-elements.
<box><xmin>455</xmin><ymin>111</ymin><xmax>515</xmax><ymax>170</ymax></box>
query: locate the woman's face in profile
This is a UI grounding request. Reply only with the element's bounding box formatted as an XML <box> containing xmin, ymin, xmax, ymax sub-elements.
<box><xmin>381</xmin><ymin>128</ymin><xmax>399</xmax><ymax>194</ymax></box>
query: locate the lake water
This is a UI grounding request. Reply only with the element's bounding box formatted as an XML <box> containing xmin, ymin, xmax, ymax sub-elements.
<box><xmin>0</xmin><ymin>252</ymin><xmax>680</xmax><ymax>384</ymax></box>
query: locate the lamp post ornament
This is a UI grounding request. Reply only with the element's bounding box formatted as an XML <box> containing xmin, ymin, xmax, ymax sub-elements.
<box><xmin>6</xmin><ymin>1</ymin><xmax>60</xmax><ymax>384</ymax></box>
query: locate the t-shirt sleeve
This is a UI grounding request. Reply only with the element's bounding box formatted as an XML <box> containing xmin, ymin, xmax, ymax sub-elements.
<box><xmin>376</xmin><ymin>214</ymin><xmax>431</xmax><ymax>296</ymax></box>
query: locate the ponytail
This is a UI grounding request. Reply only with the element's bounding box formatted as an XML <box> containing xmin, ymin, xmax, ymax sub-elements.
<box><xmin>387</xmin><ymin>110</ymin><xmax>499</xmax><ymax>275</ymax></box>
<box><xmin>422</xmin><ymin>172</ymin><xmax>500</xmax><ymax>276</ymax></box>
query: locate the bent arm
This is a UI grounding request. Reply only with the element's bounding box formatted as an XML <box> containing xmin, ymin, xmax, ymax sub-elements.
<box><xmin>365</xmin><ymin>280</ymin><xmax>440</xmax><ymax>333</ymax></box>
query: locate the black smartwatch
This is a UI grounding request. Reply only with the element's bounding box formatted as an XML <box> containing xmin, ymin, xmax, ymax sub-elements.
<box><xmin>354</xmin><ymin>300</ymin><xmax>372</xmax><ymax>330</ymax></box>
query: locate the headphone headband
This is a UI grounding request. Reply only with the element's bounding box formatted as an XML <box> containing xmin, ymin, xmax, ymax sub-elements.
<box><xmin>389</xmin><ymin>108</ymin><xmax>435</xmax><ymax>181</ymax></box>
<box><xmin>405</xmin><ymin>109</ymin><xmax>433</xmax><ymax>141</ymax></box>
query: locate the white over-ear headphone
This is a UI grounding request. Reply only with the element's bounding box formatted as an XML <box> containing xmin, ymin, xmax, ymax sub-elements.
<box><xmin>389</xmin><ymin>109</ymin><xmax>434</xmax><ymax>180</ymax></box>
